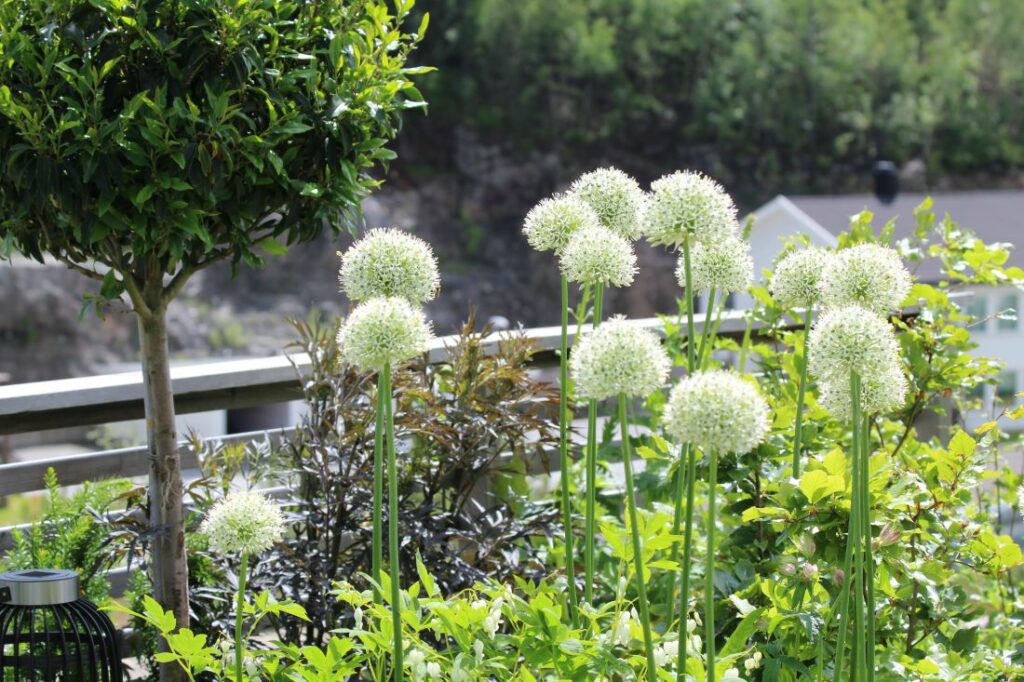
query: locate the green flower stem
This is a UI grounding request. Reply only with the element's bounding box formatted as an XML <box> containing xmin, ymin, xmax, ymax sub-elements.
<box><xmin>792</xmin><ymin>307</ymin><xmax>813</xmax><ymax>478</ymax></box>
<box><xmin>696</xmin><ymin>288</ymin><xmax>718</xmax><ymax>369</ymax></box>
<box><xmin>618</xmin><ymin>396</ymin><xmax>657</xmax><ymax>681</ymax></box>
<box><xmin>852</xmin><ymin>374</ymin><xmax>866</xmax><ymax>681</ymax></box>
<box><xmin>584</xmin><ymin>286</ymin><xmax>604</xmax><ymax>604</ymax></box>
<box><xmin>666</xmin><ymin>236</ymin><xmax>697</xmax><ymax>627</ymax></box>
<box><xmin>705</xmin><ymin>449</ymin><xmax>719</xmax><ymax>682</ymax></box>
<box><xmin>383</xmin><ymin>364</ymin><xmax>404</xmax><ymax>682</ymax></box>
<box><xmin>234</xmin><ymin>553</ymin><xmax>248</xmax><ymax>682</ymax></box>
<box><xmin>738</xmin><ymin>310</ymin><xmax>754</xmax><ymax>374</ymax></box>
<box><xmin>373</xmin><ymin>373</ymin><xmax>386</xmax><ymax>601</ymax></box>
<box><xmin>559</xmin><ymin>274</ymin><xmax>580</xmax><ymax>627</ymax></box>
<box><xmin>676</xmin><ymin>447</ymin><xmax>698</xmax><ymax>682</ymax></box>
<box><xmin>861</xmin><ymin>413</ymin><xmax>875</xmax><ymax>681</ymax></box>
<box><xmin>819</xmin><ymin>505</ymin><xmax>856</xmax><ymax>682</ymax></box>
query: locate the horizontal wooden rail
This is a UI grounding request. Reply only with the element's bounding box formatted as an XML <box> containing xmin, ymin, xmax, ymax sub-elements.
<box><xmin>0</xmin><ymin>310</ymin><xmax>751</xmax><ymax>436</ymax></box>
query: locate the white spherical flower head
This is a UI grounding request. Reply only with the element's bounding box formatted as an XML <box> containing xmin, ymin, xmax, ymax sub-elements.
<box><xmin>338</xmin><ymin>228</ymin><xmax>440</xmax><ymax>305</ymax></box>
<box><xmin>569</xmin><ymin>316</ymin><xmax>670</xmax><ymax>400</ymax></box>
<box><xmin>677</xmin><ymin>236</ymin><xmax>753</xmax><ymax>293</ymax></box>
<box><xmin>202</xmin><ymin>490</ymin><xmax>285</xmax><ymax>556</ymax></box>
<box><xmin>522</xmin><ymin>194</ymin><xmax>601</xmax><ymax>255</ymax></box>
<box><xmin>560</xmin><ymin>225</ymin><xmax>637</xmax><ymax>288</ymax></box>
<box><xmin>818</xmin><ymin>360</ymin><xmax>908</xmax><ymax>421</ymax></box>
<box><xmin>808</xmin><ymin>305</ymin><xmax>901</xmax><ymax>383</ymax></box>
<box><xmin>645</xmin><ymin>171</ymin><xmax>738</xmax><ymax>248</ymax></box>
<box><xmin>337</xmin><ymin>296</ymin><xmax>432</xmax><ymax>370</ymax></box>
<box><xmin>568</xmin><ymin>167</ymin><xmax>647</xmax><ymax>240</ymax></box>
<box><xmin>771</xmin><ymin>247</ymin><xmax>832</xmax><ymax>308</ymax></box>
<box><xmin>820</xmin><ymin>243</ymin><xmax>911</xmax><ymax>314</ymax></box>
<box><xmin>664</xmin><ymin>370</ymin><xmax>770</xmax><ymax>455</ymax></box>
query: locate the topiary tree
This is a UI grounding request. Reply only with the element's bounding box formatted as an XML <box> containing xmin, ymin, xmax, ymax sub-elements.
<box><xmin>0</xmin><ymin>0</ymin><xmax>428</xmax><ymax>668</ymax></box>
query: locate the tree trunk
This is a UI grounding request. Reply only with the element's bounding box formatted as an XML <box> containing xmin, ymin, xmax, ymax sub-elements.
<box><xmin>137</xmin><ymin>297</ymin><xmax>190</xmax><ymax>682</ymax></box>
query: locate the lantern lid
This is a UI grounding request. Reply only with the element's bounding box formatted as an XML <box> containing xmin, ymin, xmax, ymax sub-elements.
<box><xmin>0</xmin><ymin>568</ymin><xmax>80</xmax><ymax>606</ymax></box>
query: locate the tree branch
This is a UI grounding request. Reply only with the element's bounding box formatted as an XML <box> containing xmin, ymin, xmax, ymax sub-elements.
<box><xmin>53</xmin><ymin>254</ymin><xmax>107</xmax><ymax>282</ymax></box>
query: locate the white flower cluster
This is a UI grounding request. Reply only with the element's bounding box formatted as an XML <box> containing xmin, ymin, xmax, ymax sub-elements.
<box><xmin>820</xmin><ymin>243</ymin><xmax>911</xmax><ymax>314</ymax></box>
<box><xmin>818</xmin><ymin>361</ymin><xmax>908</xmax><ymax>421</ymax></box>
<box><xmin>645</xmin><ymin>171</ymin><xmax>738</xmax><ymax>248</ymax></box>
<box><xmin>337</xmin><ymin>296</ymin><xmax>432</xmax><ymax>370</ymax></box>
<box><xmin>744</xmin><ymin>651</ymin><xmax>764</xmax><ymax>673</ymax></box>
<box><xmin>201</xmin><ymin>490</ymin><xmax>285</xmax><ymax>556</ymax></box>
<box><xmin>770</xmin><ymin>247</ymin><xmax>831</xmax><ymax>308</ymax></box>
<box><xmin>569</xmin><ymin>316</ymin><xmax>671</xmax><ymax>401</ymax></box>
<box><xmin>602</xmin><ymin>608</ymin><xmax>639</xmax><ymax>647</ymax></box>
<box><xmin>471</xmin><ymin>597</ymin><xmax>504</xmax><ymax>639</ymax></box>
<box><xmin>560</xmin><ymin>225</ymin><xmax>638</xmax><ymax>288</ymax></box>
<box><xmin>338</xmin><ymin>228</ymin><xmax>440</xmax><ymax>305</ymax></box>
<box><xmin>664</xmin><ymin>370</ymin><xmax>771</xmax><ymax>456</ymax></box>
<box><xmin>407</xmin><ymin>649</ymin><xmax>442</xmax><ymax>681</ymax></box>
<box><xmin>569</xmin><ymin>167</ymin><xmax>647</xmax><ymax>241</ymax></box>
<box><xmin>522</xmin><ymin>194</ymin><xmax>601</xmax><ymax>255</ymax></box>
<box><xmin>680</xmin><ymin>236</ymin><xmax>754</xmax><ymax>293</ymax></box>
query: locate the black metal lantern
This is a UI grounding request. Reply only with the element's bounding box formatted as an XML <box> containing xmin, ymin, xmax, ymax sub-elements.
<box><xmin>0</xmin><ymin>569</ymin><xmax>124</xmax><ymax>681</ymax></box>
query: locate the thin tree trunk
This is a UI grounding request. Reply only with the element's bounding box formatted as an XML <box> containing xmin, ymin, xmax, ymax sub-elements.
<box><xmin>137</xmin><ymin>296</ymin><xmax>190</xmax><ymax>682</ymax></box>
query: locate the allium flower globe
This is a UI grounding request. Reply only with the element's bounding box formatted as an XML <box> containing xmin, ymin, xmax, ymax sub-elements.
<box><xmin>569</xmin><ymin>316</ymin><xmax>670</xmax><ymax>400</ymax></box>
<box><xmin>807</xmin><ymin>305</ymin><xmax>901</xmax><ymax>383</ymax></box>
<box><xmin>819</xmin><ymin>243</ymin><xmax>911</xmax><ymax>314</ymax></box>
<box><xmin>338</xmin><ymin>228</ymin><xmax>440</xmax><ymax>305</ymax></box>
<box><xmin>818</xmin><ymin>361</ymin><xmax>908</xmax><ymax>420</ymax></box>
<box><xmin>645</xmin><ymin>171</ymin><xmax>738</xmax><ymax>248</ymax></box>
<box><xmin>568</xmin><ymin>167</ymin><xmax>647</xmax><ymax>241</ymax></box>
<box><xmin>560</xmin><ymin>225</ymin><xmax>638</xmax><ymax>288</ymax></box>
<box><xmin>771</xmin><ymin>247</ymin><xmax>831</xmax><ymax>308</ymax></box>
<box><xmin>202</xmin><ymin>490</ymin><xmax>285</xmax><ymax>556</ymax></box>
<box><xmin>337</xmin><ymin>296</ymin><xmax>432</xmax><ymax>370</ymax></box>
<box><xmin>522</xmin><ymin>195</ymin><xmax>601</xmax><ymax>254</ymax></box>
<box><xmin>678</xmin><ymin>236</ymin><xmax>753</xmax><ymax>293</ymax></box>
<box><xmin>664</xmin><ymin>370</ymin><xmax>770</xmax><ymax>455</ymax></box>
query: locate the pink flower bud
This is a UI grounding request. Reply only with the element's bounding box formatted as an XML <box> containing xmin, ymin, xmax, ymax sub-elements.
<box><xmin>802</xmin><ymin>563</ymin><xmax>819</xmax><ymax>580</ymax></box>
<box><xmin>780</xmin><ymin>562</ymin><xmax>797</xmax><ymax>576</ymax></box>
<box><xmin>834</xmin><ymin>569</ymin><xmax>845</xmax><ymax>585</ymax></box>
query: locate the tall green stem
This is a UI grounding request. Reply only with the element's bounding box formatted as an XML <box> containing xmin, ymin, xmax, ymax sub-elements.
<box><xmin>234</xmin><ymin>553</ymin><xmax>248</xmax><ymax>682</ymax></box>
<box><xmin>619</xmin><ymin>396</ymin><xmax>657</xmax><ymax>680</ymax></box>
<box><xmin>792</xmin><ymin>307</ymin><xmax>813</xmax><ymax>477</ymax></box>
<box><xmin>667</xmin><ymin>236</ymin><xmax>698</xmax><ymax>626</ymax></box>
<box><xmin>584</xmin><ymin>286</ymin><xmax>604</xmax><ymax>604</ymax></box>
<box><xmin>850</xmin><ymin>373</ymin><xmax>865</xmax><ymax>681</ymax></box>
<box><xmin>738</xmin><ymin>311</ymin><xmax>754</xmax><ymax>374</ymax></box>
<box><xmin>383</xmin><ymin>365</ymin><xmax>404</xmax><ymax>682</ymax></box>
<box><xmin>861</xmin><ymin>413</ymin><xmax>875</xmax><ymax>681</ymax></box>
<box><xmin>696</xmin><ymin>288</ymin><xmax>718</xmax><ymax>369</ymax></box>
<box><xmin>373</xmin><ymin>373</ymin><xmax>385</xmax><ymax>600</ymax></box>
<box><xmin>818</xmin><ymin>524</ymin><xmax>855</xmax><ymax>682</ymax></box>
<box><xmin>676</xmin><ymin>448</ymin><xmax>697</xmax><ymax>682</ymax></box>
<box><xmin>559</xmin><ymin>274</ymin><xmax>580</xmax><ymax>627</ymax></box>
<box><xmin>705</xmin><ymin>450</ymin><xmax>719</xmax><ymax>682</ymax></box>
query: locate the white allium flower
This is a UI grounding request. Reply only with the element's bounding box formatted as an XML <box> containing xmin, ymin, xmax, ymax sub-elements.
<box><xmin>819</xmin><ymin>243</ymin><xmax>911</xmax><ymax>314</ymax></box>
<box><xmin>201</xmin><ymin>490</ymin><xmax>285</xmax><ymax>556</ymax></box>
<box><xmin>569</xmin><ymin>316</ymin><xmax>670</xmax><ymax>400</ymax></box>
<box><xmin>338</xmin><ymin>228</ymin><xmax>440</xmax><ymax>304</ymax></box>
<box><xmin>337</xmin><ymin>296</ymin><xmax>432</xmax><ymax>370</ymax></box>
<box><xmin>522</xmin><ymin>194</ymin><xmax>601</xmax><ymax>254</ymax></box>
<box><xmin>560</xmin><ymin>225</ymin><xmax>637</xmax><ymax>288</ymax></box>
<box><xmin>807</xmin><ymin>305</ymin><xmax>901</xmax><ymax>384</ymax></box>
<box><xmin>568</xmin><ymin>167</ymin><xmax>647</xmax><ymax>240</ymax></box>
<box><xmin>818</xmin><ymin>360</ymin><xmax>908</xmax><ymax>420</ymax></box>
<box><xmin>679</xmin><ymin>236</ymin><xmax>753</xmax><ymax>293</ymax></box>
<box><xmin>645</xmin><ymin>171</ymin><xmax>738</xmax><ymax>248</ymax></box>
<box><xmin>771</xmin><ymin>247</ymin><xmax>831</xmax><ymax>308</ymax></box>
<box><xmin>664</xmin><ymin>370</ymin><xmax>771</xmax><ymax>455</ymax></box>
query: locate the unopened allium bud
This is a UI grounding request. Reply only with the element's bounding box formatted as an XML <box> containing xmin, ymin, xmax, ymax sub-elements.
<box><xmin>877</xmin><ymin>524</ymin><xmax>901</xmax><ymax>547</ymax></box>
<box><xmin>664</xmin><ymin>370</ymin><xmax>771</xmax><ymax>456</ymax></box>
<box><xmin>338</xmin><ymin>228</ymin><xmax>440</xmax><ymax>305</ymax></box>
<box><xmin>646</xmin><ymin>170</ymin><xmax>738</xmax><ymax>248</ymax></box>
<box><xmin>834</xmin><ymin>569</ymin><xmax>846</xmax><ymax>586</ymax></box>
<box><xmin>560</xmin><ymin>225</ymin><xmax>638</xmax><ymax>288</ymax></box>
<box><xmin>523</xmin><ymin>195</ymin><xmax>601</xmax><ymax>254</ymax></box>
<box><xmin>802</xmin><ymin>563</ymin><xmax>819</xmax><ymax>580</ymax></box>
<box><xmin>569</xmin><ymin>316</ymin><xmax>671</xmax><ymax>400</ymax></box>
<box><xmin>337</xmin><ymin>296</ymin><xmax>432</xmax><ymax>371</ymax></box>
<box><xmin>201</xmin><ymin>490</ymin><xmax>285</xmax><ymax>556</ymax></box>
<box><xmin>569</xmin><ymin>167</ymin><xmax>647</xmax><ymax>241</ymax></box>
<box><xmin>771</xmin><ymin>247</ymin><xmax>831</xmax><ymax>308</ymax></box>
<box><xmin>820</xmin><ymin>243</ymin><xmax>911</xmax><ymax>314</ymax></box>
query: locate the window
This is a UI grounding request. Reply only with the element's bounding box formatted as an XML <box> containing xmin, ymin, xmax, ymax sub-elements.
<box><xmin>997</xmin><ymin>293</ymin><xmax>1019</xmax><ymax>332</ymax></box>
<box><xmin>964</xmin><ymin>294</ymin><xmax>988</xmax><ymax>332</ymax></box>
<box><xmin>995</xmin><ymin>371</ymin><xmax>1017</xmax><ymax>405</ymax></box>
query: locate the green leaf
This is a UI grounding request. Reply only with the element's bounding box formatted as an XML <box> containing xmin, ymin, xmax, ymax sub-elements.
<box><xmin>99</xmin><ymin>270</ymin><xmax>124</xmax><ymax>299</ymax></box>
<box><xmin>741</xmin><ymin>506</ymin><xmax>789</xmax><ymax>523</ymax></box>
<box><xmin>798</xmin><ymin>469</ymin><xmax>845</xmax><ymax>504</ymax></box>
<box><xmin>255</xmin><ymin>237</ymin><xmax>288</xmax><ymax>255</ymax></box>
<box><xmin>133</xmin><ymin>184</ymin><xmax>156</xmax><ymax>207</ymax></box>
